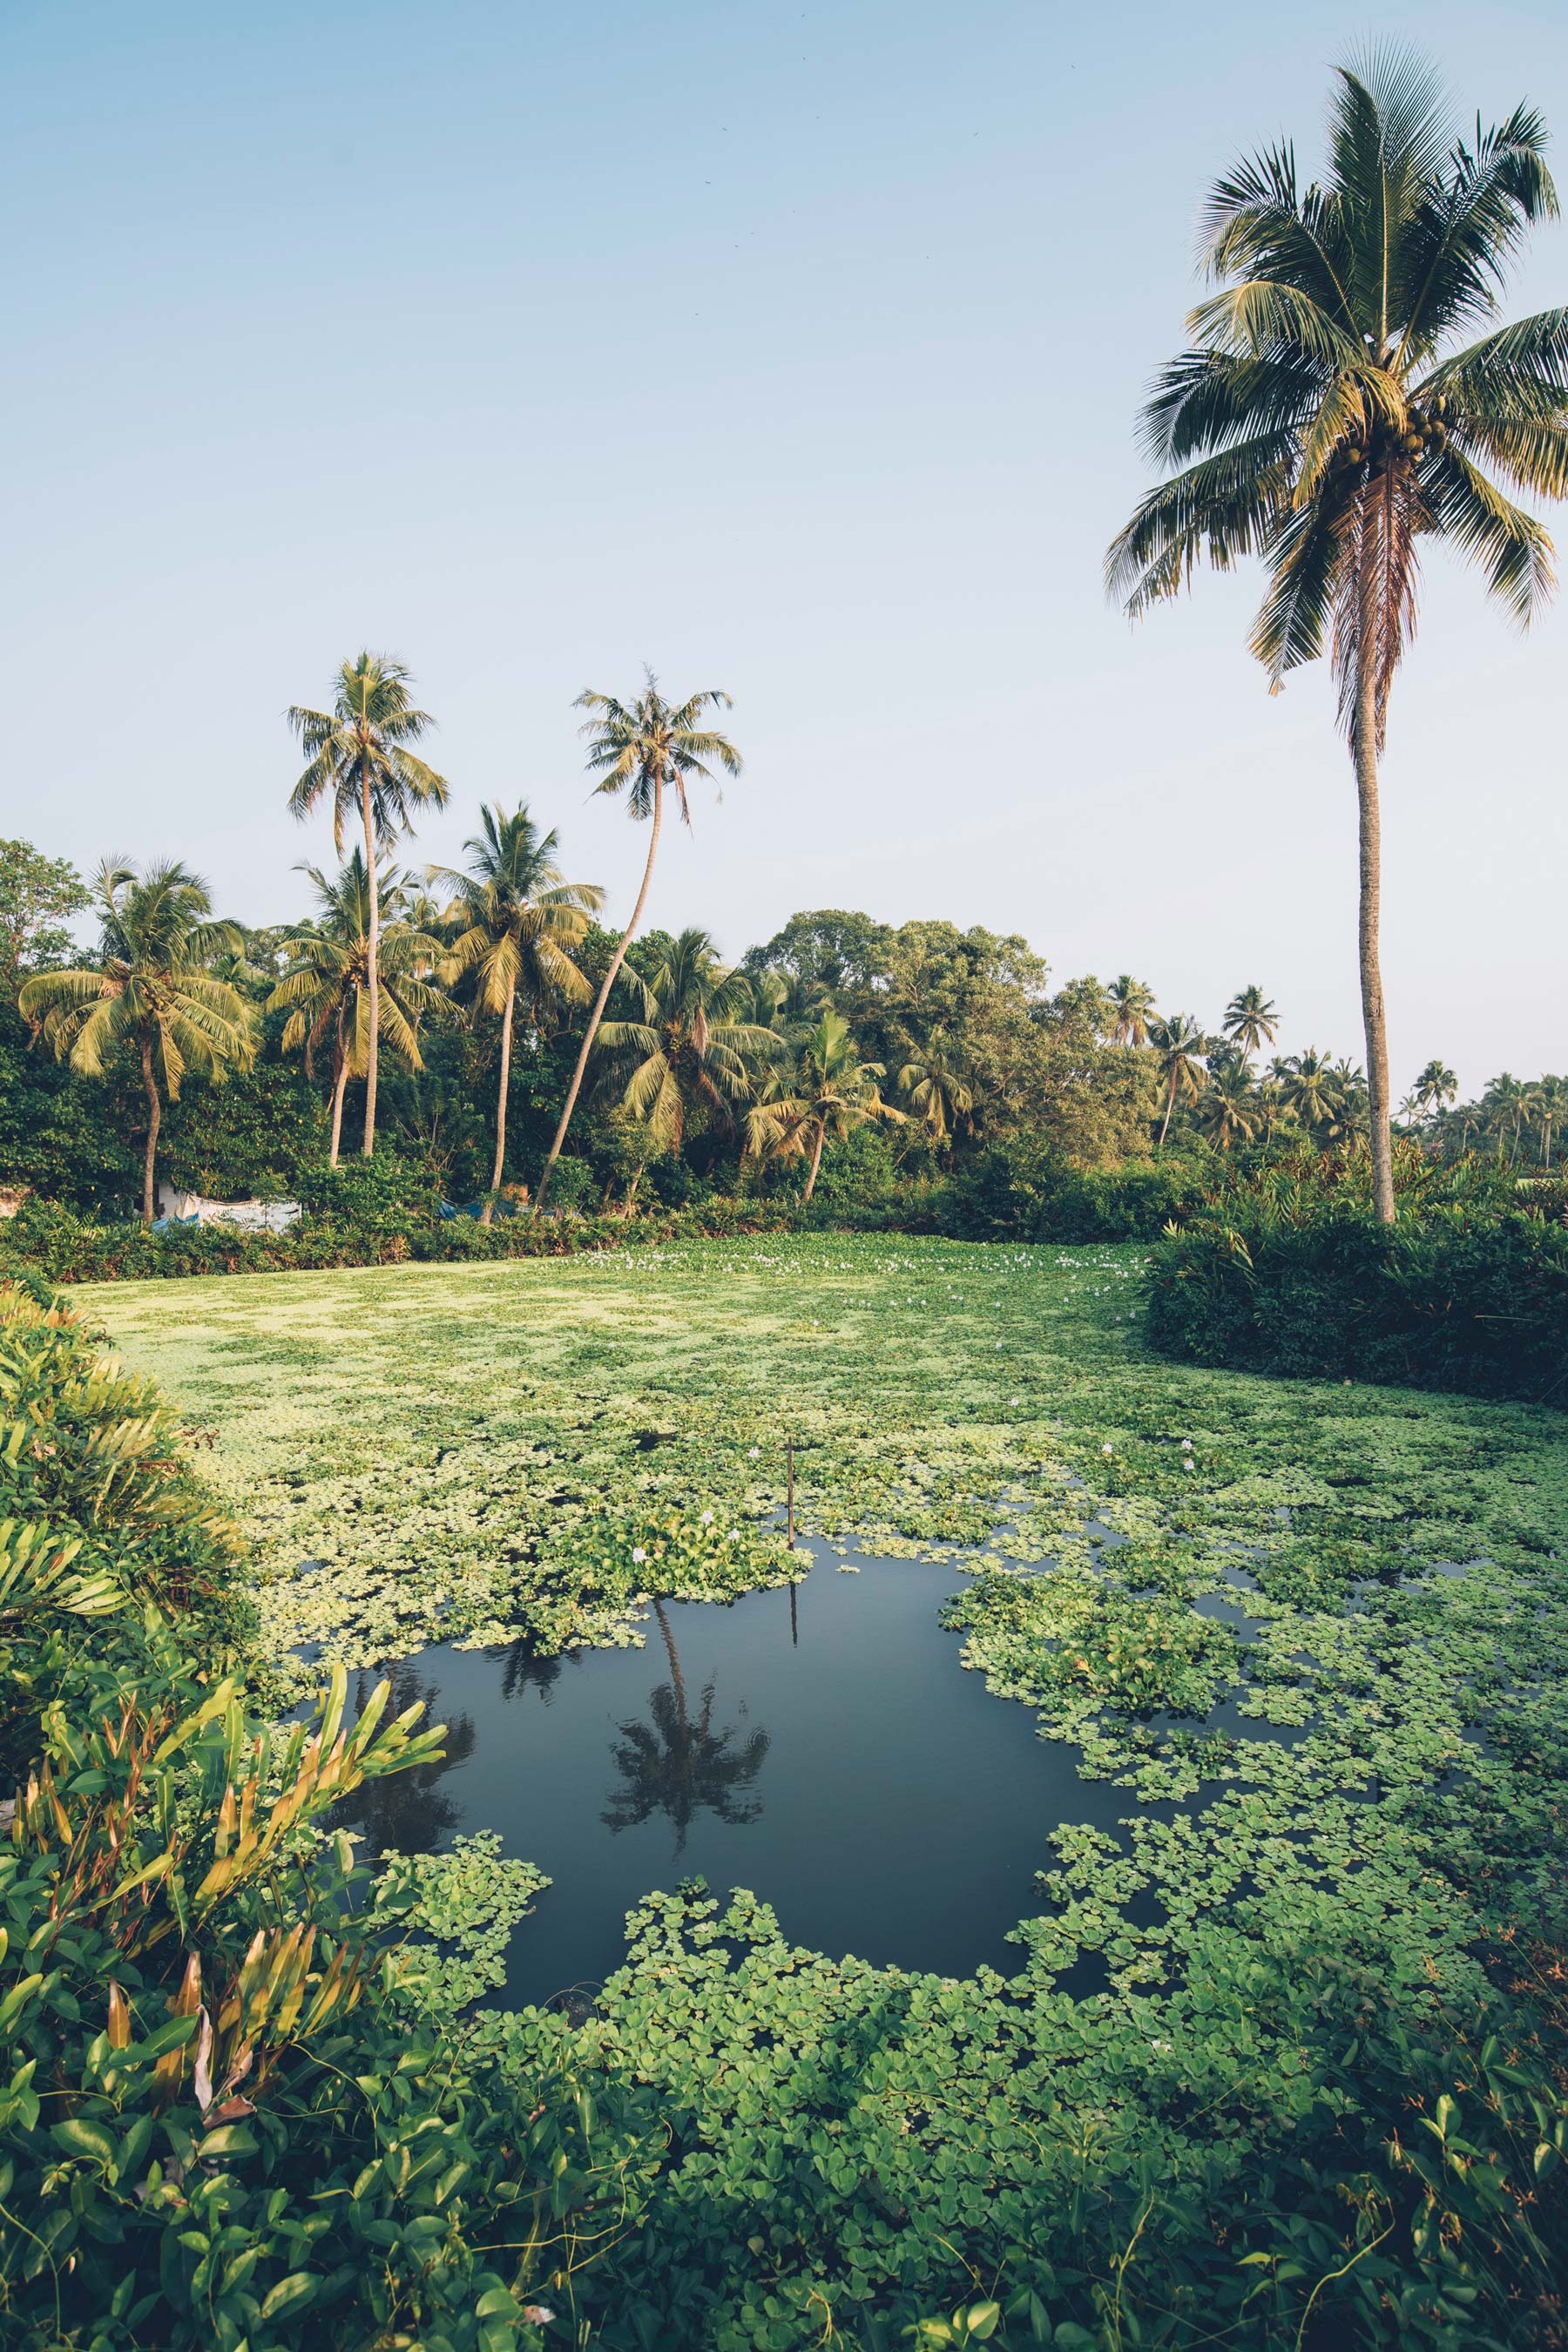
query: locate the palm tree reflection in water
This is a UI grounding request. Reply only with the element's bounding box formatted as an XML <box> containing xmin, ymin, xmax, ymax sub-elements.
<box><xmin>602</xmin><ymin>1602</ymin><xmax>769</xmax><ymax>1854</ymax></box>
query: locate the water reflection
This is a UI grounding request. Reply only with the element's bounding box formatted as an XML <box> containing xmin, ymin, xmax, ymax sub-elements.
<box><xmin>602</xmin><ymin>1601</ymin><xmax>769</xmax><ymax>1852</ymax></box>
<box><xmin>333</xmin><ymin>1661</ymin><xmax>476</xmax><ymax>1854</ymax></box>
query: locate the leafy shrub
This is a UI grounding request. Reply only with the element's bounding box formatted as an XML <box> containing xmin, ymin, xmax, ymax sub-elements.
<box><xmin>940</xmin><ymin>1138</ymin><xmax>1218</xmax><ymax>1241</ymax></box>
<box><xmin>0</xmin><ymin>1274</ymin><xmax>652</xmax><ymax>2348</ymax></box>
<box><xmin>1146</xmin><ymin>1206</ymin><xmax>1568</xmax><ymax>1402</ymax></box>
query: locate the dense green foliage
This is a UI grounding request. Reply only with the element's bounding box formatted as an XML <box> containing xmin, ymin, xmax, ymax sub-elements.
<box><xmin>74</xmin><ymin>1234</ymin><xmax>1568</xmax><ymax>2347</ymax></box>
<box><xmin>0</xmin><ymin>1281</ymin><xmax>652</xmax><ymax>2349</ymax></box>
<box><xmin>1146</xmin><ymin>1150</ymin><xmax>1568</xmax><ymax>1402</ymax></box>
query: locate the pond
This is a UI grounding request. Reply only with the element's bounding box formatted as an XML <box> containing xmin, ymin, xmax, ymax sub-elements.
<box><xmin>331</xmin><ymin>1540</ymin><xmax>1147</xmax><ymax>2008</ymax></box>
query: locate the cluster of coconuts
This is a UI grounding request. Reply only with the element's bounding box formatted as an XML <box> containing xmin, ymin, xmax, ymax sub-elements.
<box><xmin>1335</xmin><ymin>392</ymin><xmax>1454</xmax><ymax>470</ymax></box>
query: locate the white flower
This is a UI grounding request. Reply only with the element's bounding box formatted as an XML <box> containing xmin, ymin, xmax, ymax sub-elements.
<box><xmin>1149</xmin><ymin>2039</ymin><xmax>1173</xmax><ymax>2056</ymax></box>
<box><xmin>1102</xmin><ymin>1443</ymin><xmax>1113</xmax><ymax>1456</ymax></box>
<box><xmin>524</xmin><ymin>2313</ymin><xmax>556</xmax><ymax>2330</ymax></box>
<box><xmin>1180</xmin><ymin>1438</ymin><xmax>1193</xmax><ymax>1450</ymax></box>
<box><xmin>700</xmin><ymin>1508</ymin><xmax>714</xmax><ymax>1524</ymax></box>
<box><xmin>632</xmin><ymin>1545</ymin><xmax>646</xmax><ymax>1563</ymax></box>
<box><xmin>1010</xmin><ymin>1397</ymin><xmax>1020</xmax><ymax>1407</ymax></box>
<box><xmin>727</xmin><ymin>1529</ymin><xmax>740</xmax><ymax>1541</ymax></box>
<box><xmin>747</xmin><ymin>1445</ymin><xmax>760</xmax><ymax>1459</ymax></box>
<box><xmin>1182</xmin><ymin>1457</ymin><xmax>1195</xmax><ymax>1471</ymax></box>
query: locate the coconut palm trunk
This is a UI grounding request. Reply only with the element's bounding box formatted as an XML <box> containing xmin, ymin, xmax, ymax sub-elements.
<box><xmin>1156</xmin><ymin>1078</ymin><xmax>1178</xmax><ymax>1152</ymax></box>
<box><xmin>481</xmin><ymin>982</ymin><xmax>517</xmax><ymax>1224</ymax></box>
<box><xmin>360</xmin><ymin>773</ymin><xmax>381</xmax><ymax>1157</ymax></box>
<box><xmin>328</xmin><ymin>1019</ymin><xmax>350</xmax><ymax>1167</ymax></box>
<box><xmin>139</xmin><ymin>1037</ymin><xmax>161</xmax><ymax>1222</ymax></box>
<box><xmin>801</xmin><ymin>1120</ymin><xmax>827</xmax><ymax>1203</ymax></box>
<box><xmin>1353</xmin><ymin>565</ymin><xmax>1396</xmax><ymax>1226</ymax></box>
<box><xmin>537</xmin><ymin>776</ymin><xmax>663</xmax><ymax>1213</ymax></box>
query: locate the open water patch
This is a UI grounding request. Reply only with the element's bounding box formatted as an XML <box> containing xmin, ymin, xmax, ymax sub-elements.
<box><xmin>330</xmin><ymin>1543</ymin><xmax>1170</xmax><ymax>2008</ymax></box>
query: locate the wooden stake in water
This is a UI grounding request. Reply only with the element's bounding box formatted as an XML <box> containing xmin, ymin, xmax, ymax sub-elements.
<box><xmin>787</xmin><ymin>1437</ymin><xmax>796</xmax><ymax>1549</ymax></box>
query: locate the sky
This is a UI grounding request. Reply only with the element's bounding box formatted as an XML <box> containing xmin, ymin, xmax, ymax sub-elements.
<box><xmin>3</xmin><ymin>0</ymin><xmax>1565</xmax><ymax>1099</ymax></box>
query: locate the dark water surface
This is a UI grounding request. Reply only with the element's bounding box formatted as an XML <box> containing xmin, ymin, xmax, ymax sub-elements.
<box><xmin>335</xmin><ymin>1544</ymin><xmax>1138</xmax><ymax>2008</ymax></box>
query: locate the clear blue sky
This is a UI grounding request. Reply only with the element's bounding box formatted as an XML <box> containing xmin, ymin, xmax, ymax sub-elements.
<box><xmin>5</xmin><ymin>0</ymin><xmax>1565</xmax><ymax>1096</ymax></box>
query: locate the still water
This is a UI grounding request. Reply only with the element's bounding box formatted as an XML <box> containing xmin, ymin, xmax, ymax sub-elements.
<box><xmin>333</xmin><ymin>1541</ymin><xmax>1145</xmax><ymax>2008</ymax></box>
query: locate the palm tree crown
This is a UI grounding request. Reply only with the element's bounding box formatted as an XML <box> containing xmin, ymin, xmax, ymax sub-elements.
<box><xmin>593</xmin><ymin>929</ymin><xmax>781</xmax><ymax>1159</ymax></box>
<box><xmin>19</xmin><ymin>861</ymin><xmax>253</xmax><ymax>1220</ymax></box>
<box><xmin>1223</xmin><ymin>984</ymin><xmax>1279</xmax><ymax>1060</ymax></box>
<box><xmin>1107</xmin><ymin>51</ymin><xmax>1565</xmax><ymax>1222</ymax></box>
<box><xmin>287</xmin><ymin>654</ymin><xmax>449</xmax><ymax>1156</ymax></box>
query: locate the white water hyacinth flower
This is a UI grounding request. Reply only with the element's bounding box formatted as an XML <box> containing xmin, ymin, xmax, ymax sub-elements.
<box><xmin>1010</xmin><ymin>1397</ymin><xmax>1021</xmax><ymax>1407</ymax></box>
<box><xmin>1150</xmin><ymin>2040</ymin><xmax>1173</xmax><ymax>2056</ymax></box>
<box><xmin>632</xmin><ymin>1545</ymin><xmax>646</xmax><ymax>1563</ymax></box>
<box><xmin>1181</xmin><ymin>1438</ymin><xmax>1193</xmax><ymax>1450</ymax></box>
<box><xmin>747</xmin><ymin>1445</ymin><xmax>760</xmax><ymax>1458</ymax></box>
<box><xmin>700</xmin><ymin>1508</ymin><xmax>714</xmax><ymax>1524</ymax></box>
<box><xmin>1182</xmin><ymin>1458</ymin><xmax>1195</xmax><ymax>1471</ymax></box>
<box><xmin>727</xmin><ymin>1529</ymin><xmax>740</xmax><ymax>1541</ymax></box>
<box><xmin>1102</xmin><ymin>1443</ymin><xmax>1113</xmax><ymax>1456</ymax></box>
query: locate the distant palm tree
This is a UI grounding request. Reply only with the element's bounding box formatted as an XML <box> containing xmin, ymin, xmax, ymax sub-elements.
<box><xmin>1222</xmin><ymin>985</ymin><xmax>1279</xmax><ymax>1063</ymax></box>
<box><xmin>745</xmin><ymin>1008</ymin><xmax>902</xmax><ymax>1201</ymax></box>
<box><xmin>896</xmin><ymin>1032</ymin><xmax>975</xmax><ymax>1153</ymax></box>
<box><xmin>535</xmin><ymin>675</ymin><xmax>742</xmax><ymax>1211</ymax></box>
<box><xmin>591</xmin><ymin>929</ymin><xmax>780</xmax><ymax>1186</ymax></box>
<box><xmin>429</xmin><ymin>805</ymin><xmax>604</xmax><ymax>1219</ymax></box>
<box><xmin>1107</xmin><ymin>52</ymin><xmax>1566</xmax><ymax>1223</ymax></box>
<box><xmin>1108</xmin><ymin>975</ymin><xmax>1157</xmax><ymax>1049</ymax></box>
<box><xmin>1152</xmin><ymin>1014</ymin><xmax>1209</xmax><ymax>1149</ymax></box>
<box><xmin>269</xmin><ymin>854</ymin><xmax>448</xmax><ymax>1165</ymax></box>
<box><xmin>20</xmin><ymin>861</ymin><xmax>253</xmax><ymax>1220</ymax></box>
<box><xmin>747</xmin><ymin>965</ymin><xmax>831</xmax><ymax>1044</ymax></box>
<box><xmin>1412</xmin><ymin>1058</ymin><xmax>1458</xmax><ymax>1120</ymax></box>
<box><xmin>1194</xmin><ymin>1061</ymin><xmax>1258</xmax><ymax>1150</ymax></box>
<box><xmin>287</xmin><ymin>654</ymin><xmax>449</xmax><ymax>1156</ymax></box>
<box><xmin>1278</xmin><ymin>1049</ymin><xmax>1335</xmax><ymax>1132</ymax></box>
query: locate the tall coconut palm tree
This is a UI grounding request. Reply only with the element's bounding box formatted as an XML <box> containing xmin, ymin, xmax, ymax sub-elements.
<box><xmin>744</xmin><ymin>1009</ymin><xmax>902</xmax><ymax>1202</ymax></box>
<box><xmin>19</xmin><ymin>861</ymin><xmax>254</xmax><ymax>1220</ymax></box>
<box><xmin>269</xmin><ymin>855</ymin><xmax>448</xmax><ymax>1166</ymax></box>
<box><xmin>429</xmin><ymin>805</ymin><xmax>604</xmax><ymax>1220</ymax></box>
<box><xmin>287</xmin><ymin>654</ymin><xmax>449</xmax><ymax>1156</ymax></box>
<box><xmin>1108</xmin><ymin>975</ymin><xmax>1158</xmax><ymax>1048</ymax></box>
<box><xmin>535</xmin><ymin>674</ymin><xmax>742</xmax><ymax>1211</ymax></box>
<box><xmin>1151</xmin><ymin>1014</ymin><xmax>1210</xmax><ymax>1148</ymax></box>
<box><xmin>591</xmin><ymin>929</ymin><xmax>781</xmax><ymax>1185</ymax></box>
<box><xmin>1107</xmin><ymin>52</ymin><xmax>1566</xmax><ymax>1224</ymax></box>
<box><xmin>1412</xmin><ymin>1058</ymin><xmax>1458</xmax><ymax>1119</ymax></box>
<box><xmin>1222</xmin><ymin>984</ymin><xmax>1279</xmax><ymax>1062</ymax></box>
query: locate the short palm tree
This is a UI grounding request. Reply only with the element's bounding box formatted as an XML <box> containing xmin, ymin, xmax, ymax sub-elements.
<box><xmin>896</xmin><ymin>1033</ymin><xmax>975</xmax><ymax>1153</ymax></box>
<box><xmin>19</xmin><ymin>862</ymin><xmax>254</xmax><ymax>1220</ymax></box>
<box><xmin>744</xmin><ymin>1009</ymin><xmax>902</xmax><ymax>1201</ymax></box>
<box><xmin>1279</xmin><ymin>1049</ymin><xmax>1335</xmax><ymax>1132</ymax></box>
<box><xmin>1194</xmin><ymin>1060</ymin><xmax>1258</xmax><ymax>1150</ymax></box>
<box><xmin>1222</xmin><ymin>984</ymin><xmax>1279</xmax><ymax>1062</ymax></box>
<box><xmin>429</xmin><ymin>804</ymin><xmax>604</xmax><ymax>1218</ymax></box>
<box><xmin>269</xmin><ymin>855</ymin><xmax>448</xmax><ymax>1165</ymax></box>
<box><xmin>287</xmin><ymin>654</ymin><xmax>449</xmax><ymax>1156</ymax></box>
<box><xmin>591</xmin><ymin>929</ymin><xmax>781</xmax><ymax>1181</ymax></box>
<box><xmin>535</xmin><ymin>673</ymin><xmax>742</xmax><ymax>1210</ymax></box>
<box><xmin>1152</xmin><ymin>1014</ymin><xmax>1210</xmax><ymax>1148</ymax></box>
<box><xmin>1108</xmin><ymin>975</ymin><xmax>1158</xmax><ymax>1048</ymax></box>
<box><xmin>1107</xmin><ymin>52</ymin><xmax>1566</xmax><ymax>1223</ymax></box>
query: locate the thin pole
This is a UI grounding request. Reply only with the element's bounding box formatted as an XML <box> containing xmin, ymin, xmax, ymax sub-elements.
<box><xmin>787</xmin><ymin>1438</ymin><xmax>795</xmax><ymax>1549</ymax></box>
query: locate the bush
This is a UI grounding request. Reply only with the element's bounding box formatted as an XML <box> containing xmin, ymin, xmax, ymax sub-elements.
<box><xmin>940</xmin><ymin>1136</ymin><xmax>1218</xmax><ymax>1241</ymax></box>
<box><xmin>0</xmin><ymin>1275</ymin><xmax>651</xmax><ymax>2347</ymax></box>
<box><xmin>1146</xmin><ymin>1206</ymin><xmax>1568</xmax><ymax>1403</ymax></box>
